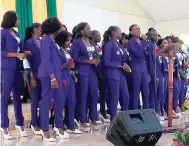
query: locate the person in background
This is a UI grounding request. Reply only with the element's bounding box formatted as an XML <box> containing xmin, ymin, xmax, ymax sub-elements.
<box><xmin>141</xmin><ymin>33</ymin><xmax>147</xmax><ymax>41</ymax></box>
<box><xmin>156</xmin><ymin>38</ymin><xmax>169</xmax><ymax>120</ymax></box>
<box><xmin>146</xmin><ymin>29</ymin><xmax>159</xmax><ymax>111</ymax></box>
<box><xmin>55</xmin><ymin>31</ymin><xmax>82</xmax><ymax>134</ymax></box>
<box><xmin>1</xmin><ymin>11</ymin><xmax>28</xmax><ymax>139</ymax></box>
<box><xmin>91</xmin><ymin>30</ymin><xmax>110</xmax><ymax>123</ymax></box>
<box><xmin>171</xmin><ymin>37</ymin><xmax>182</xmax><ymax>117</ymax></box>
<box><xmin>60</xmin><ymin>24</ymin><xmax>68</xmax><ymax>32</ymax></box>
<box><xmin>102</xmin><ymin>26</ymin><xmax>130</xmax><ymax>120</ymax></box>
<box><xmin>172</xmin><ymin>37</ymin><xmax>188</xmax><ymax>115</ymax></box>
<box><xmin>178</xmin><ymin>51</ymin><xmax>188</xmax><ymax>114</ymax></box>
<box><xmin>119</xmin><ymin>33</ymin><xmax>135</xmax><ymax>109</ymax></box>
<box><xmin>127</xmin><ymin>24</ymin><xmax>150</xmax><ymax>110</ymax></box>
<box><xmin>71</xmin><ymin>22</ymin><xmax>100</xmax><ymax>132</ymax></box>
<box><xmin>38</xmin><ymin>17</ymin><xmax>69</xmax><ymax>141</ymax></box>
<box><xmin>24</xmin><ymin>23</ymin><xmax>42</xmax><ymax>135</ymax></box>
<box><xmin>165</xmin><ymin>36</ymin><xmax>172</xmax><ymax>45</ymax></box>
<box><xmin>163</xmin><ymin>36</ymin><xmax>180</xmax><ymax>119</ymax></box>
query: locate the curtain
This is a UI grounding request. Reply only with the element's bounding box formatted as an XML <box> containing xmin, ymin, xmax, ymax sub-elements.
<box><xmin>56</xmin><ymin>0</ymin><xmax>63</xmax><ymax>22</ymax></box>
<box><xmin>46</xmin><ymin>0</ymin><xmax>57</xmax><ymax>17</ymax></box>
<box><xmin>32</xmin><ymin>0</ymin><xmax>47</xmax><ymax>23</ymax></box>
<box><xmin>0</xmin><ymin>0</ymin><xmax>16</xmax><ymax>27</ymax></box>
<box><xmin>16</xmin><ymin>0</ymin><xmax>33</xmax><ymax>40</ymax></box>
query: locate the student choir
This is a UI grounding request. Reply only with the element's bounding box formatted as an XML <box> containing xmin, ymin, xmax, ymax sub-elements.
<box><xmin>1</xmin><ymin>11</ymin><xmax>188</xmax><ymax>142</ymax></box>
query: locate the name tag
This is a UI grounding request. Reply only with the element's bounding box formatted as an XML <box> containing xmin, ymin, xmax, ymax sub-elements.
<box><xmin>87</xmin><ymin>46</ymin><xmax>95</xmax><ymax>52</ymax></box>
<box><xmin>65</xmin><ymin>53</ymin><xmax>71</xmax><ymax>60</ymax></box>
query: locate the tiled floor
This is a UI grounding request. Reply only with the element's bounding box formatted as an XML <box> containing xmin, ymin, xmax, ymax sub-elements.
<box><xmin>0</xmin><ymin>104</ymin><xmax>188</xmax><ymax>146</ymax></box>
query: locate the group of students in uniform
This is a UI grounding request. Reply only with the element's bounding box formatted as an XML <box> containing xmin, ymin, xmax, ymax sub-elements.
<box><xmin>1</xmin><ymin>10</ymin><xmax>188</xmax><ymax>142</ymax></box>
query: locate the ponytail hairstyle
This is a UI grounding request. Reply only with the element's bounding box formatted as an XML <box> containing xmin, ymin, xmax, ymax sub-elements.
<box><xmin>128</xmin><ymin>24</ymin><xmax>137</xmax><ymax>40</ymax></box>
<box><xmin>102</xmin><ymin>26</ymin><xmax>119</xmax><ymax>49</ymax></box>
<box><xmin>75</xmin><ymin>22</ymin><xmax>88</xmax><ymax>39</ymax></box>
<box><xmin>71</xmin><ymin>25</ymin><xmax>77</xmax><ymax>42</ymax></box>
<box><xmin>24</xmin><ymin>23</ymin><xmax>41</xmax><ymax>42</ymax></box>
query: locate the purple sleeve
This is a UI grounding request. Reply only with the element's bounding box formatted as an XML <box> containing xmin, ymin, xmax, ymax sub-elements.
<box><xmin>103</xmin><ymin>43</ymin><xmax>117</xmax><ymax>68</ymax></box>
<box><xmin>41</xmin><ymin>40</ymin><xmax>54</xmax><ymax>75</ymax></box>
<box><xmin>1</xmin><ymin>30</ymin><xmax>8</xmax><ymax>57</ymax></box>
<box><xmin>71</xmin><ymin>40</ymin><xmax>85</xmax><ymax>63</ymax></box>
<box><xmin>127</xmin><ymin>41</ymin><xmax>145</xmax><ymax>58</ymax></box>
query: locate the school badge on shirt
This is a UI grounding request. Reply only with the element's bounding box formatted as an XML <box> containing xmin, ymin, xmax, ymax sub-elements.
<box><xmin>116</xmin><ymin>51</ymin><xmax>120</xmax><ymax>55</ymax></box>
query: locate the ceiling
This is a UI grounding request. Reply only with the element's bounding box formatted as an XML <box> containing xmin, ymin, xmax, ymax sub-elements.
<box><xmin>137</xmin><ymin>0</ymin><xmax>189</xmax><ymax>22</ymax></box>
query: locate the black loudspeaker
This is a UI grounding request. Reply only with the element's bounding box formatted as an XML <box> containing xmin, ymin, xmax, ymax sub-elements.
<box><xmin>106</xmin><ymin>109</ymin><xmax>163</xmax><ymax>146</ymax></box>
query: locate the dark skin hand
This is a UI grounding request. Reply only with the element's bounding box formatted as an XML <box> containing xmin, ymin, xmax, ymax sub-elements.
<box><xmin>49</xmin><ymin>74</ymin><xmax>58</xmax><ymax>88</ymax></box>
<box><xmin>30</xmin><ymin>72</ymin><xmax>37</xmax><ymax>88</ymax></box>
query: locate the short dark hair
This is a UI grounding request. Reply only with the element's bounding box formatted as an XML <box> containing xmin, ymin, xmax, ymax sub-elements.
<box><xmin>91</xmin><ymin>30</ymin><xmax>99</xmax><ymax>36</ymax></box>
<box><xmin>157</xmin><ymin>38</ymin><xmax>166</xmax><ymax>47</ymax></box>
<box><xmin>62</xmin><ymin>24</ymin><xmax>68</xmax><ymax>31</ymax></box>
<box><xmin>41</xmin><ymin>17</ymin><xmax>61</xmax><ymax>34</ymax></box>
<box><xmin>148</xmin><ymin>28</ymin><xmax>154</xmax><ymax>32</ymax></box>
<box><xmin>165</xmin><ymin>36</ymin><xmax>172</xmax><ymax>40</ymax></box>
<box><xmin>1</xmin><ymin>11</ymin><xmax>18</xmax><ymax>28</ymax></box>
<box><xmin>119</xmin><ymin>32</ymin><xmax>129</xmax><ymax>44</ymax></box>
<box><xmin>55</xmin><ymin>31</ymin><xmax>72</xmax><ymax>47</ymax></box>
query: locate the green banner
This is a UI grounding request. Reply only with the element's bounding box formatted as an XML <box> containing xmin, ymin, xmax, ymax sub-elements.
<box><xmin>46</xmin><ymin>0</ymin><xmax>57</xmax><ymax>17</ymax></box>
<box><xmin>16</xmin><ymin>0</ymin><xmax>33</xmax><ymax>41</ymax></box>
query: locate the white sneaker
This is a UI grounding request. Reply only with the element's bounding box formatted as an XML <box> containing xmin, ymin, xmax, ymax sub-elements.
<box><xmin>15</xmin><ymin>125</ymin><xmax>28</xmax><ymax>137</ymax></box>
<box><xmin>81</xmin><ymin>126</ymin><xmax>91</xmax><ymax>132</ymax></box>
<box><xmin>0</xmin><ymin>128</ymin><xmax>13</xmax><ymax>140</ymax></box>
<box><xmin>163</xmin><ymin>115</ymin><xmax>168</xmax><ymax>120</ymax></box>
<box><xmin>86</xmin><ymin>123</ymin><xmax>90</xmax><ymax>127</ymax></box>
<box><xmin>40</xmin><ymin>130</ymin><xmax>56</xmax><ymax>142</ymax></box>
<box><xmin>96</xmin><ymin>120</ymin><xmax>102</xmax><ymax>124</ymax></box>
<box><xmin>173</xmin><ymin>110</ymin><xmax>181</xmax><ymax>117</ymax></box>
<box><xmin>181</xmin><ymin>111</ymin><xmax>187</xmax><ymax>115</ymax></box>
<box><xmin>91</xmin><ymin>124</ymin><xmax>101</xmax><ymax>130</ymax></box>
<box><xmin>99</xmin><ymin>113</ymin><xmax>110</xmax><ymax>123</ymax></box>
<box><xmin>156</xmin><ymin>114</ymin><xmax>165</xmax><ymax>121</ymax></box>
<box><xmin>31</xmin><ymin>125</ymin><xmax>41</xmax><ymax>135</ymax></box>
<box><xmin>176</xmin><ymin>107</ymin><xmax>187</xmax><ymax>115</ymax></box>
<box><xmin>67</xmin><ymin>129</ymin><xmax>82</xmax><ymax>134</ymax></box>
<box><xmin>53</xmin><ymin>127</ymin><xmax>70</xmax><ymax>139</ymax></box>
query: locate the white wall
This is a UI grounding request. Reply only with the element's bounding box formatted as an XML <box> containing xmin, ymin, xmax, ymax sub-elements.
<box><xmin>155</xmin><ymin>19</ymin><xmax>189</xmax><ymax>37</ymax></box>
<box><xmin>61</xmin><ymin>0</ymin><xmax>155</xmax><ymax>34</ymax></box>
<box><xmin>155</xmin><ymin>19</ymin><xmax>189</xmax><ymax>46</ymax></box>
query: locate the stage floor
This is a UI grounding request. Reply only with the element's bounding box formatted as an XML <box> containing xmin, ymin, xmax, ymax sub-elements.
<box><xmin>0</xmin><ymin>104</ymin><xmax>188</xmax><ymax>146</ymax></box>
